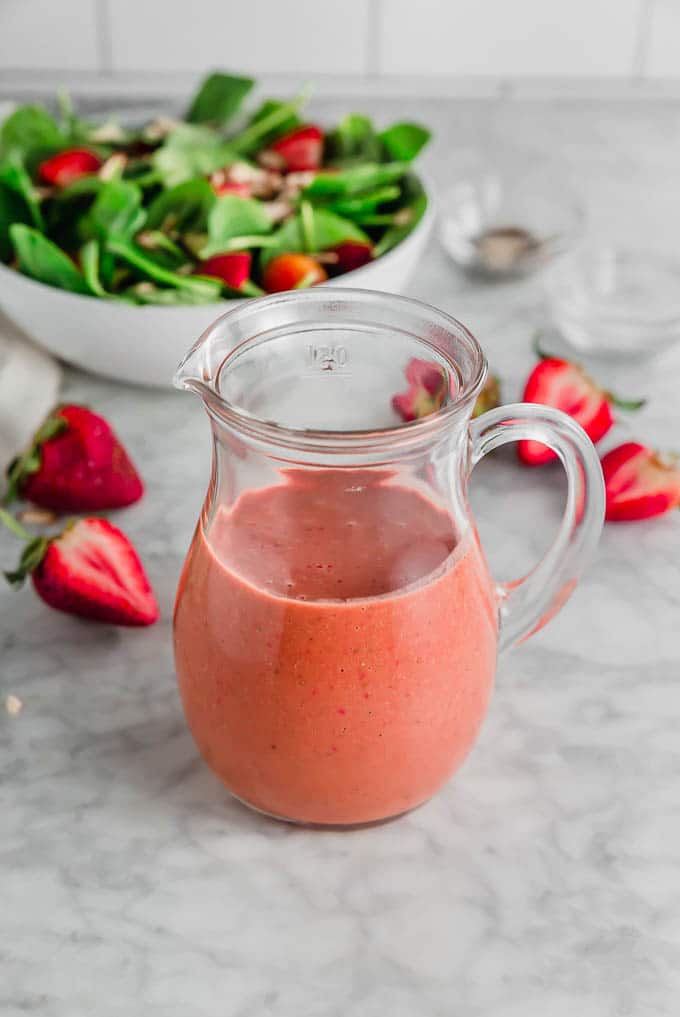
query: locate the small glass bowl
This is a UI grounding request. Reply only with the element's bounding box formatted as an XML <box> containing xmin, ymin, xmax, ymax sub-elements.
<box><xmin>544</xmin><ymin>246</ymin><xmax>680</xmax><ymax>359</ymax></box>
<box><xmin>439</xmin><ymin>154</ymin><xmax>585</xmax><ymax>280</ymax></box>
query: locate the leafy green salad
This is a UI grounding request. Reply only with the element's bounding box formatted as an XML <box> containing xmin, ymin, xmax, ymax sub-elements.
<box><xmin>0</xmin><ymin>72</ymin><xmax>431</xmax><ymax>305</ymax></box>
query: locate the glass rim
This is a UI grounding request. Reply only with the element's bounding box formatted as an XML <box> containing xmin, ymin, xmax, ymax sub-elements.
<box><xmin>175</xmin><ymin>288</ymin><xmax>488</xmax><ymax>453</ymax></box>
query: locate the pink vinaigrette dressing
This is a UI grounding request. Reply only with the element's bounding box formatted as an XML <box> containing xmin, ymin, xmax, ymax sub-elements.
<box><xmin>174</xmin><ymin>470</ymin><xmax>498</xmax><ymax>825</ymax></box>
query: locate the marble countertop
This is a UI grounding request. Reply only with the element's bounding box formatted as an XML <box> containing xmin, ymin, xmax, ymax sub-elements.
<box><xmin>2</xmin><ymin>94</ymin><xmax>680</xmax><ymax>1016</ymax></box>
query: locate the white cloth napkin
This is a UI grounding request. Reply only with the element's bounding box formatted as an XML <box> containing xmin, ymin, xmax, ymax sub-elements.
<box><xmin>0</xmin><ymin>312</ymin><xmax>62</xmax><ymax>476</ymax></box>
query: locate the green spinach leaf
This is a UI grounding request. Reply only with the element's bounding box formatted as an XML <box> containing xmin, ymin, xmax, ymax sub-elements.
<box><xmin>0</xmin><ymin>157</ymin><xmax>44</xmax><ymax>229</ymax></box>
<box><xmin>127</xmin><ymin>281</ymin><xmax>222</xmax><ymax>305</ymax></box>
<box><xmin>372</xmin><ymin>176</ymin><xmax>427</xmax><ymax>257</ymax></box>
<box><xmin>229</xmin><ymin>91</ymin><xmax>309</xmax><ymax>155</ymax></box>
<box><xmin>145</xmin><ymin>178</ymin><xmax>216</xmax><ymax>233</ymax></box>
<box><xmin>238</xmin><ymin>99</ymin><xmax>302</xmax><ymax>149</ymax></box>
<box><xmin>326</xmin><ymin>184</ymin><xmax>401</xmax><ymax>217</ymax></box>
<box><xmin>10</xmin><ymin>224</ymin><xmax>92</xmax><ymax>294</ymax></box>
<box><xmin>0</xmin><ymin>182</ymin><xmax>31</xmax><ymax>261</ymax></box>
<box><xmin>261</xmin><ymin>208</ymin><xmax>369</xmax><ymax>266</ymax></box>
<box><xmin>186</xmin><ymin>72</ymin><xmax>254</xmax><ymax>126</ymax></box>
<box><xmin>79</xmin><ymin>179</ymin><xmax>145</xmax><ymax>242</ymax></box>
<box><xmin>45</xmin><ymin>177</ymin><xmax>105</xmax><ymax>252</ymax></box>
<box><xmin>200</xmin><ymin>194</ymin><xmax>272</xmax><ymax>258</ymax></box>
<box><xmin>325</xmin><ymin>113</ymin><xmax>381</xmax><ymax>165</ymax></box>
<box><xmin>0</xmin><ymin>105</ymin><xmax>64</xmax><ymax>162</ymax></box>
<box><xmin>80</xmin><ymin>239</ymin><xmax>109</xmax><ymax>297</ymax></box>
<box><xmin>379</xmin><ymin>122</ymin><xmax>430</xmax><ymax>162</ymax></box>
<box><xmin>303</xmin><ymin>162</ymin><xmax>408</xmax><ymax>199</ymax></box>
<box><xmin>106</xmin><ymin>237</ymin><xmax>221</xmax><ymax>299</ymax></box>
<box><xmin>151</xmin><ymin>124</ymin><xmax>236</xmax><ymax>187</ymax></box>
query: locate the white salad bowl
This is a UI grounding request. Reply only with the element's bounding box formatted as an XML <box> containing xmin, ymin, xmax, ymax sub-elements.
<box><xmin>0</xmin><ymin>190</ymin><xmax>434</xmax><ymax>388</ymax></box>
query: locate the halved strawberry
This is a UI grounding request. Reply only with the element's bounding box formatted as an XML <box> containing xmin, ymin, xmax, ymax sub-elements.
<box><xmin>4</xmin><ymin>405</ymin><xmax>143</xmax><ymax>513</ymax></box>
<box><xmin>392</xmin><ymin>358</ymin><xmax>449</xmax><ymax>422</ymax></box>
<box><xmin>1</xmin><ymin>512</ymin><xmax>159</xmax><ymax>626</ymax></box>
<box><xmin>326</xmin><ymin>241</ymin><xmax>373</xmax><ymax>276</ymax></box>
<box><xmin>38</xmin><ymin>148</ymin><xmax>103</xmax><ymax>187</ymax></box>
<box><xmin>518</xmin><ymin>345</ymin><xmax>644</xmax><ymax>465</ymax></box>
<box><xmin>601</xmin><ymin>442</ymin><xmax>680</xmax><ymax>521</ymax></box>
<box><xmin>269</xmin><ymin>125</ymin><xmax>324</xmax><ymax>172</ymax></box>
<box><xmin>199</xmin><ymin>251</ymin><xmax>252</xmax><ymax>289</ymax></box>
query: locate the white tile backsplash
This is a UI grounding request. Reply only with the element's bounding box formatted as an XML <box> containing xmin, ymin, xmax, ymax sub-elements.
<box><xmin>108</xmin><ymin>0</ymin><xmax>370</xmax><ymax>74</ymax></box>
<box><xmin>646</xmin><ymin>0</ymin><xmax>680</xmax><ymax>76</ymax></box>
<box><xmin>377</xmin><ymin>0</ymin><xmax>642</xmax><ymax>76</ymax></box>
<box><xmin>0</xmin><ymin>0</ymin><xmax>99</xmax><ymax>70</ymax></box>
<box><xmin>0</xmin><ymin>0</ymin><xmax>675</xmax><ymax>83</ymax></box>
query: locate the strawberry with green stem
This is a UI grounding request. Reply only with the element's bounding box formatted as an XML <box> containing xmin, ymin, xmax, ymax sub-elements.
<box><xmin>4</xmin><ymin>404</ymin><xmax>143</xmax><ymax>512</ymax></box>
<box><xmin>0</xmin><ymin>509</ymin><xmax>159</xmax><ymax>626</ymax></box>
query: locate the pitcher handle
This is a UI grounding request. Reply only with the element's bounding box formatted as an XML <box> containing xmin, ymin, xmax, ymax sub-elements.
<box><xmin>470</xmin><ymin>402</ymin><xmax>605</xmax><ymax>651</ymax></box>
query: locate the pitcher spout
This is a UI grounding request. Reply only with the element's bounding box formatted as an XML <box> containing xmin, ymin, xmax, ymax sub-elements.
<box><xmin>173</xmin><ymin>335</ymin><xmax>213</xmax><ymax>395</ymax></box>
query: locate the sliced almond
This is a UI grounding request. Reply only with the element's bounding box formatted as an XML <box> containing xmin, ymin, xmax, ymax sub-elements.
<box><xmin>99</xmin><ymin>153</ymin><xmax>128</xmax><ymax>181</ymax></box>
<box><xmin>261</xmin><ymin>199</ymin><xmax>293</xmax><ymax>224</ymax></box>
<box><xmin>6</xmin><ymin>695</ymin><xmax>22</xmax><ymax>716</ymax></box>
<box><xmin>90</xmin><ymin>121</ymin><xmax>127</xmax><ymax>144</ymax></box>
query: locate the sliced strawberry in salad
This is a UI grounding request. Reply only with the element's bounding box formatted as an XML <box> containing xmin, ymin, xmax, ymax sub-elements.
<box><xmin>199</xmin><ymin>252</ymin><xmax>252</xmax><ymax>289</ymax></box>
<box><xmin>326</xmin><ymin>241</ymin><xmax>373</xmax><ymax>275</ymax></box>
<box><xmin>269</xmin><ymin>125</ymin><xmax>324</xmax><ymax>172</ymax></box>
<box><xmin>262</xmin><ymin>253</ymin><xmax>327</xmax><ymax>293</ymax></box>
<box><xmin>38</xmin><ymin>148</ymin><xmax>103</xmax><ymax>187</ymax></box>
<box><xmin>208</xmin><ymin>169</ymin><xmax>252</xmax><ymax>198</ymax></box>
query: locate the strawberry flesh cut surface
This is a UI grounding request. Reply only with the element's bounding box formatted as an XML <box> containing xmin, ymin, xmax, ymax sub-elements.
<box><xmin>518</xmin><ymin>359</ymin><xmax>614</xmax><ymax>466</ymax></box>
<box><xmin>32</xmin><ymin>518</ymin><xmax>159</xmax><ymax>626</ymax></box>
<box><xmin>199</xmin><ymin>251</ymin><xmax>251</xmax><ymax>289</ymax></box>
<box><xmin>601</xmin><ymin>442</ymin><xmax>680</xmax><ymax>521</ymax></box>
<box><xmin>270</xmin><ymin>125</ymin><xmax>324</xmax><ymax>172</ymax></box>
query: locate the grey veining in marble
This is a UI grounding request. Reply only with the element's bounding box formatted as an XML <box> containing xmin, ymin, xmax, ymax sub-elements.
<box><xmin>2</xmin><ymin>93</ymin><xmax>680</xmax><ymax>1017</ymax></box>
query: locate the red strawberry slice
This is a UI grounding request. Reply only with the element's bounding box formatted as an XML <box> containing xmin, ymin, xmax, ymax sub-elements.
<box><xmin>326</xmin><ymin>241</ymin><xmax>373</xmax><ymax>276</ymax></box>
<box><xmin>4</xmin><ymin>405</ymin><xmax>143</xmax><ymax>512</ymax></box>
<box><xmin>1</xmin><ymin>512</ymin><xmax>159</xmax><ymax>626</ymax></box>
<box><xmin>270</xmin><ymin>125</ymin><xmax>324</xmax><ymax>172</ymax></box>
<box><xmin>262</xmin><ymin>253</ymin><xmax>327</xmax><ymax>293</ymax></box>
<box><xmin>518</xmin><ymin>345</ymin><xmax>644</xmax><ymax>465</ymax></box>
<box><xmin>601</xmin><ymin>442</ymin><xmax>680</xmax><ymax>521</ymax></box>
<box><xmin>208</xmin><ymin>171</ymin><xmax>252</xmax><ymax>198</ymax></box>
<box><xmin>214</xmin><ymin>180</ymin><xmax>252</xmax><ymax>198</ymax></box>
<box><xmin>199</xmin><ymin>251</ymin><xmax>251</xmax><ymax>289</ymax></box>
<box><xmin>38</xmin><ymin>148</ymin><xmax>103</xmax><ymax>187</ymax></box>
<box><xmin>392</xmin><ymin>358</ymin><xmax>449</xmax><ymax>422</ymax></box>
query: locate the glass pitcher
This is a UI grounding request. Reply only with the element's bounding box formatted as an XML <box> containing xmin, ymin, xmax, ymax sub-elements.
<box><xmin>174</xmin><ymin>289</ymin><xmax>604</xmax><ymax>827</ymax></box>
